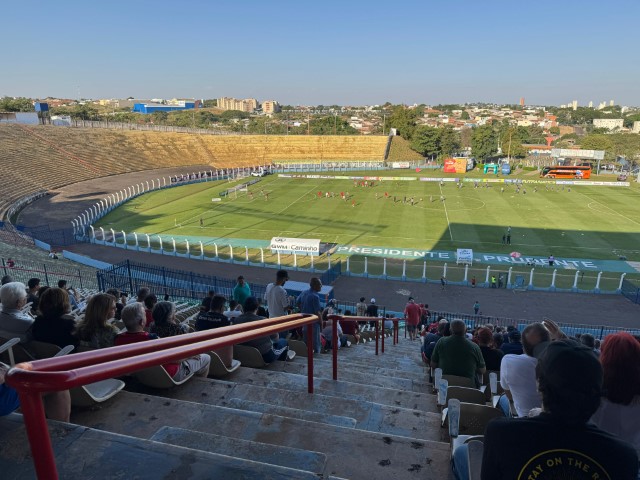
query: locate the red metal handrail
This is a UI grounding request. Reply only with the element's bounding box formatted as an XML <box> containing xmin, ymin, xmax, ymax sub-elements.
<box><xmin>6</xmin><ymin>313</ymin><xmax>318</xmax><ymax>480</ymax></box>
<box><xmin>326</xmin><ymin>315</ymin><xmax>401</xmax><ymax>381</ymax></box>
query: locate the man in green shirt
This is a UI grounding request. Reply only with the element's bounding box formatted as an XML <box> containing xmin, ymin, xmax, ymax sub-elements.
<box><xmin>430</xmin><ymin>319</ymin><xmax>485</xmax><ymax>381</ymax></box>
<box><xmin>232</xmin><ymin>276</ymin><xmax>252</xmax><ymax>307</ymax></box>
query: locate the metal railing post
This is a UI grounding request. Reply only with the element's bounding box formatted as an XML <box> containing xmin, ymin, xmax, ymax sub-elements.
<box><xmin>17</xmin><ymin>392</ymin><xmax>57</xmax><ymax>480</ymax></box>
<box><xmin>375</xmin><ymin>318</ymin><xmax>379</xmax><ymax>355</ymax></box>
<box><xmin>306</xmin><ymin>323</ymin><xmax>314</xmax><ymax>393</ymax></box>
<box><xmin>332</xmin><ymin>317</ymin><xmax>338</xmax><ymax>380</ymax></box>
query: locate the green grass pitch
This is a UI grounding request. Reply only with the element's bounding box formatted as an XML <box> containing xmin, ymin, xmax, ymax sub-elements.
<box><xmin>95</xmin><ymin>171</ymin><xmax>640</xmax><ymax>262</ymax></box>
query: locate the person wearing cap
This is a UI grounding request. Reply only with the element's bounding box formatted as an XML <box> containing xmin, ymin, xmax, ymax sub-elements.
<box><xmin>232</xmin><ymin>276</ymin><xmax>252</xmax><ymax>307</ymax></box>
<box><xmin>501</xmin><ymin>329</ymin><xmax>523</xmax><ymax>355</ymax></box>
<box><xmin>366</xmin><ymin>298</ymin><xmax>379</xmax><ymax>329</ymax></box>
<box><xmin>404</xmin><ymin>297</ymin><xmax>421</xmax><ymax>341</ymax></box>
<box><xmin>264</xmin><ymin>270</ymin><xmax>290</xmax><ymax>319</ymax></box>
<box><xmin>430</xmin><ymin>319</ymin><xmax>485</xmax><ymax>382</ymax></box>
<box><xmin>481</xmin><ymin>340</ymin><xmax>638</xmax><ymax>479</ymax></box>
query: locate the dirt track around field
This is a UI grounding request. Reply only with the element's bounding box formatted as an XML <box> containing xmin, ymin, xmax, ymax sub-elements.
<box><xmin>20</xmin><ymin>169</ymin><xmax>640</xmax><ymax>329</ymax></box>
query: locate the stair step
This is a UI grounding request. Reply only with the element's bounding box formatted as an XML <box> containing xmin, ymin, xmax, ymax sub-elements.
<box><xmin>226</xmin><ymin>398</ymin><xmax>357</xmax><ymax>428</ymax></box>
<box><xmin>151</xmin><ymin>426</ymin><xmax>328</xmax><ymax>475</ymax></box>
<box><xmin>71</xmin><ymin>391</ymin><xmax>452</xmax><ymax>479</ymax></box>
<box><xmin>0</xmin><ymin>414</ymin><xmax>330</xmax><ymax>480</ymax></box>
<box><xmin>142</xmin><ymin>377</ymin><xmax>443</xmax><ymax>439</ymax></box>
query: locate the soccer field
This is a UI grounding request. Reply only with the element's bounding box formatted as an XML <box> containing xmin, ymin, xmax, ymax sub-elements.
<box><xmin>95</xmin><ymin>172</ymin><xmax>640</xmax><ymax>262</ymax></box>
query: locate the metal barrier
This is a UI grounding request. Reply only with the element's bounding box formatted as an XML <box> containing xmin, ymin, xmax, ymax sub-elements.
<box><xmin>6</xmin><ymin>313</ymin><xmax>318</xmax><ymax>480</ymax></box>
<box><xmin>1</xmin><ymin>257</ymin><xmax>93</xmax><ymax>289</ymax></box>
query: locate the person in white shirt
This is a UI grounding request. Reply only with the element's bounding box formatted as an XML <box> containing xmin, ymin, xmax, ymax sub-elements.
<box><xmin>264</xmin><ymin>270</ymin><xmax>290</xmax><ymax>318</ymax></box>
<box><xmin>500</xmin><ymin>322</ymin><xmax>550</xmax><ymax>417</ymax></box>
<box><xmin>0</xmin><ymin>282</ymin><xmax>34</xmax><ymax>343</ymax></box>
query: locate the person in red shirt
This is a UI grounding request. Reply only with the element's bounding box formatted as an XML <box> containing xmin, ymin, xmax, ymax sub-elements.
<box><xmin>404</xmin><ymin>297</ymin><xmax>422</xmax><ymax>341</ymax></box>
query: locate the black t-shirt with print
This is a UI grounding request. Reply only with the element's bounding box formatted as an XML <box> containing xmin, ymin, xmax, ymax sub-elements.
<box><xmin>482</xmin><ymin>414</ymin><xmax>638</xmax><ymax>480</ymax></box>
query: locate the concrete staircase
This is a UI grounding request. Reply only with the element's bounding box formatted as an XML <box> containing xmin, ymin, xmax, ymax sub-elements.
<box><xmin>0</xmin><ymin>336</ymin><xmax>454</xmax><ymax>479</ymax></box>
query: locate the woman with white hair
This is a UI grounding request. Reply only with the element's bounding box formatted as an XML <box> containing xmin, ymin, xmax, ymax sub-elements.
<box><xmin>0</xmin><ymin>282</ymin><xmax>34</xmax><ymax>342</ymax></box>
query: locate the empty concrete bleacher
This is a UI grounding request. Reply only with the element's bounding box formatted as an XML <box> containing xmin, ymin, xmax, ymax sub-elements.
<box><xmin>0</xmin><ymin>334</ymin><xmax>453</xmax><ymax>479</ymax></box>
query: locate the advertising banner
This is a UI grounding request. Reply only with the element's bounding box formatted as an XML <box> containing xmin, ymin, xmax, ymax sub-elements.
<box><xmin>391</xmin><ymin>162</ymin><xmax>411</xmax><ymax>169</ymax></box>
<box><xmin>443</xmin><ymin>157</ymin><xmax>468</xmax><ymax>173</ymax></box>
<box><xmin>270</xmin><ymin>237</ymin><xmax>321</xmax><ymax>256</ymax></box>
<box><xmin>456</xmin><ymin>248</ymin><xmax>473</xmax><ymax>265</ymax></box>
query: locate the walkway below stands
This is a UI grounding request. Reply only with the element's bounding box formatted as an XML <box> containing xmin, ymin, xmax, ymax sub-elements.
<box><xmin>65</xmin><ymin>242</ymin><xmax>640</xmax><ymax>327</ymax></box>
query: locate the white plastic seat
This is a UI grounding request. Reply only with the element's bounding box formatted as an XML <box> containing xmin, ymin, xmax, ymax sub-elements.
<box><xmin>208</xmin><ymin>352</ymin><xmax>241</xmax><ymax>378</ymax></box>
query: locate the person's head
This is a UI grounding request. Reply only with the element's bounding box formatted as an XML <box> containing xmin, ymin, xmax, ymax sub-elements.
<box><xmin>508</xmin><ymin>330</ymin><xmax>521</xmax><ymax>344</ymax></box>
<box><xmin>57</xmin><ymin>279</ymin><xmax>68</xmax><ymax>289</ymax></box>
<box><xmin>121</xmin><ymin>303</ymin><xmax>145</xmax><ymax>332</ymax></box>
<box><xmin>201</xmin><ymin>296</ymin><xmax>213</xmax><ymax>311</ymax></box>
<box><xmin>476</xmin><ymin>327</ymin><xmax>494</xmax><ymax>347</ymax></box>
<box><xmin>599</xmin><ymin>332</ymin><xmax>640</xmax><ymax>405</ymax></box>
<box><xmin>310</xmin><ymin>277</ymin><xmax>322</xmax><ymax>292</ymax></box>
<box><xmin>437</xmin><ymin>319</ymin><xmax>449</xmax><ymax>335</ymax></box>
<box><xmin>229</xmin><ymin>300</ymin><xmax>238</xmax><ymax>311</ymax></box>
<box><xmin>506</xmin><ymin>325</ymin><xmax>516</xmax><ymax>333</ymax></box>
<box><xmin>106</xmin><ymin>288</ymin><xmax>121</xmax><ymax>301</ymax></box>
<box><xmin>408</xmin><ymin>297</ymin><xmax>414</xmax><ymax>303</ymax></box>
<box><xmin>207</xmin><ymin>290</ymin><xmax>215</xmax><ymax>297</ymax></box>
<box><xmin>370</xmin><ymin>298</ymin><xmax>376</xmax><ymax>304</ymax></box>
<box><xmin>1</xmin><ymin>275</ymin><xmax>13</xmax><ymax>285</ymax></box>
<box><xmin>152</xmin><ymin>301</ymin><xmax>176</xmax><ymax>327</ymax></box>
<box><xmin>0</xmin><ymin>282</ymin><xmax>27</xmax><ymax>309</ymax></box>
<box><xmin>580</xmin><ymin>333</ymin><xmax>595</xmax><ymax>349</ymax></box>
<box><xmin>450</xmin><ymin>319</ymin><xmax>466</xmax><ymax>336</ymax></box>
<box><xmin>359</xmin><ymin>297</ymin><xmax>365</xmax><ymax>303</ymax></box>
<box><xmin>38</xmin><ymin>287</ymin><xmax>71</xmax><ymax>319</ymax></box>
<box><xmin>536</xmin><ymin>339</ymin><xmax>602</xmax><ymax>425</ymax></box>
<box><xmin>84</xmin><ymin>293</ymin><xmax>116</xmax><ymax>327</ymax></box>
<box><xmin>237</xmin><ymin>275</ymin><xmax>245</xmax><ymax>286</ymax></box>
<box><xmin>522</xmin><ymin>323</ymin><xmax>550</xmax><ymax>357</ymax></box>
<box><xmin>493</xmin><ymin>332</ymin><xmax>504</xmax><ymax>348</ymax></box>
<box><xmin>27</xmin><ymin>278</ymin><xmax>41</xmax><ymax>291</ymax></box>
<box><xmin>210</xmin><ymin>295</ymin><xmax>227</xmax><ymax>313</ymax></box>
<box><xmin>136</xmin><ymin>287</ymin><xmax>150</xmax><ymax>301</ymax></box>
<box><xmin>144</xmin><ymin>294</ymin><xmax>158</xmax><ymax>310</ymax></box>
<box><xmin>276</xmin><ymin>270</ymin><xmax>289</xmax><ymax>285</ymax></box>
<box><xmin>243</xmin><ymin>296</ymin><xmax>259</xmax><ymax>313</ymax></box>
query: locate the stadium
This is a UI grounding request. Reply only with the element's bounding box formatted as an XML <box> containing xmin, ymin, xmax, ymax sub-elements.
<box><xmin>1</xmin><ymin>123</ymin><xmax>640</xmax><ymax>479</ymax></box>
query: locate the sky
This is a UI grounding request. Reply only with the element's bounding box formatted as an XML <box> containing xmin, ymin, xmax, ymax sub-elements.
<box><xmin>2</xmin><ymin>0</ymin><xmax>639</xmax><ymax>106</ymax></box>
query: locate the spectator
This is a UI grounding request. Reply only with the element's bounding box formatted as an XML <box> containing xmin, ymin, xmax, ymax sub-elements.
<box><xmin>57</xmin><ymin>279</ymin><xmax>80</xmax><ymax>310</ymax></box>
<box><xmin>580</xmin><ymin>333</ymin><xmax>598</xmax><ymax>355</ymax></box>
<box><xmin>116</xmin><ymin>303</ymin><xmax>210</xmax><ymax>381</ymax></box>
<box><xmin>501</xmin><ymin>329</ymin><xmax>524</xmax><ymax>355</ymax></box>
<box><xmin>422</xmin><ymin>320</ymin><xmax>449</xmax><ymax>363</ymax></box>
<box><xmin>106</xmin><ymin>288</ymin><xmax>124</xmax><ymax>320</ymax></box>
<box><xmin>341</xmin><ymin>316</ymin><xmax>361</xmax><ymax>344</ymax></box>
<box><xmin>590</xmin><ymin>332</ymin><xmax>640</xmax><ymax>458</ymax></box>
<box><xmin>321</xmin><ymin>315</ymin><xmax>351</xmax><ymax>350</ymax></box>
<box><xmin>430</xmin><ymin>319</ymin><xmax>485</xmax><ymax>382</ymax></box>
<box><xmin>475</xmin><ymin>327</ymin><xmax>504</xmax><ymax>372</ymax></box>
<box><xmin>297</xmin><ymin>278</ymin><xmax>323</xmax><ymax>354</ymax></box>
<box><xmin>492</xmin><ymin>332</ymin><xmax>504</xmax><ymax>350</ymax></box>
<box><xmin>366</xmin><ymin>298</ymin><xmax>379</xmax><ymax>329</ymax></box>
<box><xmin>234</xmin><ymin>297</ymin><xmax>290</xmax><ymax>363</ymax></box>
<box><xmin>1</xmin><ymin>275</ymin><xmax>13</xmax><ymax>286</ymax></box>
<box><xmin>1</xmin><ymin>362</ymin><xmax>70</xmax><ymax>421</ymax></box>
<box><xmin>133</xmin><ymin>287</ymin><xmax>150</xmax><ymax>304</ymax></box>
<box><xmin>264</xmin><ymin>270</ymin><xmax>290</xmax><ymax>318</ymax></box>
<box><xmin>404</xmin><ymin>297</ymin><xmax>421</xmax><ymax>341</ymax></box>
<box><xmin>143</xmin><ymin>294</ymin><xmax>158</xmax><ymax>329</ymax></box>
<box><xmin>26</xmin><ymin>278</ymin><xmax>41</xmax><ymax>315</ymax></box>
<box><xmin>232</xmin><ymin>276</ymin><xmax>252</xmax><ymax>307</ymax></box>
<box><xmin>420</xmin><ymin>304</ymin><xmax>431</xmax><ymax>330</ymax></box>
<box><xmin>355</xmin><ymin>297</ymin><xmax>367</xmax><ymax>317</ymax></box>
<box><xmin>74</xmin><ymin>293</ymin><xmax>118</xmax><ymax>349</ymax></box>
<box><xmin>150</xmin><ymin>301</ymin><xmax>188</xmax><ymax>338</ymax></box>
<box><xmin>256</xmin><ymin>298</ymin><xmax>268</xmax><ymax>317</ymax></box>
<box><xmin>0</xmin><ymin>282</ymin><xmax>34</xmax><ymax>342</ymax></box>
<box><xmin>481</xmin><ymin>340</ymin><xmax>638</xmax><ymax>479</ymax></box>
<box><xmin>194</xmin><ymin>295</ymin><xmax>233</xmax><ymax>367</ymax></box>
<box><xmin>499</xmin><ymin>323</ymin><xmax>549</xmax><ymax>417</ymax></box>
<box><xmin>32</xmin><ymin>288</ymin><xmax>78</xmax><ymax>349</ymax></box>
<box><xmin>223</xmin><ymin>299</ymin><xmax>243</xmax><ymax>320</ymax></box>
<box><xmin>201</xmin><ymin>290</ymin><xmax>215</xmax><ymax>309</ymax></box>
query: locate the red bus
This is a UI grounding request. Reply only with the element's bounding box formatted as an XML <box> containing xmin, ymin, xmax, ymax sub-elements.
<box><xmin>540</xmin><ymin>165</ymin><xmax>591</xmax><ymax>179</ymax></box>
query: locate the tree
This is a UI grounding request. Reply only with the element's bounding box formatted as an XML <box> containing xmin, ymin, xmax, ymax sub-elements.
<box><xmin>388</xmin><ymin>105</ymin><xmax>418</xmax><ymax>140</ymax></box>
<box><xmin>220</xmin><ymin>110</ymin><xmax>250</xmax><ymax>120</ymax></box>
<box><xmin>0</xmin><ymin>97</ymin><xmax>34</xmax><ymax>112</ymax></box>
<box><xmin>549</xmin><ymin>126</ymin><xmax>560</xmax><ymax>135</ymax></box>
<box><xmin>439</xmin><ymin>125</ymin><xmax>460</xmax><ymax>157</ymax></box>
<box><xmin>411</xmin><ymin>126</ymin><xmax>441</xmax><ymax>158</ymax></box>
<box><xmin>202</xmin><ymin>99</ymin><xmax>217</xmax><ymax>108</ymax></box>
<box><xmin>460</xmin><ymin>111</ymin><xmax>470</xmax><ymax>120</ymax></box>
<box><xmin>151</xmin><ymin>111</ymin><xmax>168</xmax><ymax>124</ymax></box>
<box><xmin>471</xmin><ymin>125</ymin><xmax>498</xmax><ymax>160</ymax></box>
<box><xmin>500</xmin><ymin>128</ymin><xmax>527</xmax><ymax>158</ymax></box>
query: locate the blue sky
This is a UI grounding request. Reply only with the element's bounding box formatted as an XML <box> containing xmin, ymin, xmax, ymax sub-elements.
<box><xmin>2</xmin><ymin>0</ymin><xmax>639</xmax><ymax>106</ymax></box>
